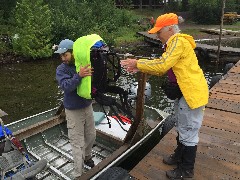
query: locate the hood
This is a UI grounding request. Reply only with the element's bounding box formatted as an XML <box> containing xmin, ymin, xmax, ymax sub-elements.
<box><xmin>172</xmin><ymin>33</ymin><xmax>196</xmax><ymax>49</ymax></box>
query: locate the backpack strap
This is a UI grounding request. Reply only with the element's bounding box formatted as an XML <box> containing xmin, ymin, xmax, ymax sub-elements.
<box><xmin>105</xmin><ymin>86</ymin><xmax>135</xmax><ymax>121</ymax></box>
<box><xmin>105</xmin><ymin>51</ymin><xmax>121</xmax><ymax>83</ymax></box>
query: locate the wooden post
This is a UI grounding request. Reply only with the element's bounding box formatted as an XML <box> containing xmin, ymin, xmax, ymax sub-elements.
<box><xmin>139</xmin><ymin>0</ymin><xmax>143</xmax><ymax>11</ymax></box>
<box><xmin>124</xmin><ymin>72</ymin><xmax>147</xmax><ymax>144</ymax></box>
<box><xmin>217</xmin><ymin>0</ymin><xmax>226</xmax><ymax>64</ymax></box>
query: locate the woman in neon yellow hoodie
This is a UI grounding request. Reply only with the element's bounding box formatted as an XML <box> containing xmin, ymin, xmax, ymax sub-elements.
<box><xmin>121</xmin><ymin>13</ymin><xmax>209</xmax><ymax>179</ymax></box>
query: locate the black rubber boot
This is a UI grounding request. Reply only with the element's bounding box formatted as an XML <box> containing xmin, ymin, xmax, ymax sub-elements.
<box><xmin>166</xmin><ymin>145</ymin><xmax>197</xmax><ymax>179</ymax></box>
<box><xmin>163</xmin><ymin>135</ymin><xmax>183</xmax><ymax>165</ymax></box>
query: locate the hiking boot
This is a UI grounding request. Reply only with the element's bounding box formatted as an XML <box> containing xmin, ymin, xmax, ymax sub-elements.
<box><xmin>163</xmin><ymin>153</ymin><xmax>180</xmax><ymax>165</ymax></box>
<box><xmin>166</xmin><ymin>167</ymin><xmax>194</xmax><ymax>179</ymax></box>
<box><xmin>84</xmin><ymin>158</ymin><xmax>95</xmax><ymax>168</ymax></box>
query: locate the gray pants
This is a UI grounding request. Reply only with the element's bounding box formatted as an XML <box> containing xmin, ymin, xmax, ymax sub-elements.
<box><xmin>175</xmin><ymin>97</ymin><xmax>205</xmax><ymax>146</ymax></box>
<box><xmin>65</xmin><ymin>105</ymin><xmax>96</xmax><ymax>178</ymax></box>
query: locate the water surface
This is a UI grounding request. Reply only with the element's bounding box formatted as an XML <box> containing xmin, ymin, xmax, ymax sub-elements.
<box><xmin>0</xmin><ymin>46</ymin><xmax>225</xmax><ymax>123</ymax></box>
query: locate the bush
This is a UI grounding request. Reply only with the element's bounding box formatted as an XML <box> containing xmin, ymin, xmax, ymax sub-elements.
<box><xmin>189</xmin><ymin>0</ymin><xmax>237</xmax><ymax>24</ymax></box>
<box><xmin>12</xmin><ymin>0</ymin><xmax>52</xmax><ymax>59</ymax></box>
<box><xmin>48</xmin><ymin>0</ymin><xmax>135</xmax><ymax>46</ymax></box>
<box><xmin>48</xmin><ymin>0</ymin><xmax>93</xmax><ymax>44</ymax></box>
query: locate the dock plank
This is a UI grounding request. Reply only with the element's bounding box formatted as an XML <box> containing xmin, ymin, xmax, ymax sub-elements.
<box><xmin>204</xmin><ymin>108</ymin><xmax>240</xmax><ymax>124</ymax></box>
<box><xmin>207</xmin><ymin>98</ymin><xmax>240</xmax><ymax>114</ymax></box>
<box><xmin>199</xmin><ymin>131</ymin><xmax>240</xmax><ymax>153</ymax></box>
<box><xmin>203</xmin><ymin>116</ymin><xmax>240</xmax><ymax>133</ymax></box>
<box><xmin>209</xmin><ymin>92</ymin><xmax>240</xmax><ymax>102</ymax></box>
<box><xmin>210</xmin><ymin>83</ymin><xmax>239</xmax><ymax>95</ymax></box>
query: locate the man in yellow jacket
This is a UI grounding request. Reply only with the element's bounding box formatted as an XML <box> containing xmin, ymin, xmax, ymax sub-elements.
<box><xmin>121</xmin><ymin>13</ymin><xmax>209</xmax><ymax>179</ymax></box>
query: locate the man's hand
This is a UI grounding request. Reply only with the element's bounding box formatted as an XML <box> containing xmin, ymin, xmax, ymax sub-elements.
<box><xmin>79</xmin><ymin>64</ymin><xmax>93</xmax><ymax>77</ymax></box>
<box><xmin>120</xmin><ymin>58</ymin><xmax>139</xmax><ymax>73</ymax></box>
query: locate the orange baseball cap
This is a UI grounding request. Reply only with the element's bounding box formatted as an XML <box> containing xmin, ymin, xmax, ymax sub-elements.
<box><xmin>148</xmin><ymin>13</ymin><xmax>178</xmax><ymax>34</ymax></box>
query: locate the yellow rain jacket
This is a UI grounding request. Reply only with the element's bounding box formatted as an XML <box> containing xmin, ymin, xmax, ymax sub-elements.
<box><xmin>137</xmin><ymin>33</ymin><xmax>209</xmax><ymax>109</ymax></box>
<box><xmin>73</xmin><ymin>34</ymin><xmax>103</xmax><ymax>99</ymax></box>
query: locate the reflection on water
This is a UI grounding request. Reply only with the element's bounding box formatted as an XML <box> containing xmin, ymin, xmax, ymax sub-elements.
<box><xmin>0</xmin><ymin>59</ymin><xmax>63</xmax><ymax>123</ymax></box>
<box><xmin>0</xmin><ymin>46</ymin><xmax>226</xmax><ymax>123</ymax></box>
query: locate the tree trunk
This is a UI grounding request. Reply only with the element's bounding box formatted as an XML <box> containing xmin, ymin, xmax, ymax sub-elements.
<box><xmin>139</xmin><ymin>0</ymin><xmax>142</xmax><ymax>11</ymax></box>
<box><xmin>149</xmin><ymin>0</ymin><xmax>152</xmax><ymax>8</ymax></box>
<box><xmin>164</xmin><ymin>0</ymin><xmax>167</xmax><ymax>12</ymax></box>
<box><xmin>217</xmin><ymin>0</ymin><xmax>226</xmax><ymax>64</ymax></box>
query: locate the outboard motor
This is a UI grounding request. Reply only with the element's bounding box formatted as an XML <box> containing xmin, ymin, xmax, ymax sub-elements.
<box><xmin>128</xmin><ymin>82</ymin><xmax>151</xmax><ymax>105</ymax></box>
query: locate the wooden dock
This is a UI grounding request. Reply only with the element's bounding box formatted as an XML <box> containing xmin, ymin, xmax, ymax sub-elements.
<box><xmin>137</xmin><ymin>31</ymin><xmax>240</xmax><ymax>63</ymax></box>
<box><xmin>200</xmin><ymin>28</ymin><xmax>240</xmax><ymax>36</ymax></box>
<box><xmin>129</xmin><ymin>60</ymin><xmax>240</xmax><ymax>179</ymax></box>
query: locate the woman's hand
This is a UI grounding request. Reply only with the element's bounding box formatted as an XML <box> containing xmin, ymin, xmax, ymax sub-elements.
<box><xmin>120</xmin><ymin>58</ymin><xmax>139</xmax><ymax>73</ymax></box>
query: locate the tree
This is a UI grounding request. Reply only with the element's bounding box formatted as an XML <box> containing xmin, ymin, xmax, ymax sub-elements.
<box><xmin>0</xmin><ymin>0</ymin><xmax>17</xmax><ymax>24</ymax></box>
<box><xmin>139</xmin><ymin>0</ymin><xmax>143</xmax><ymax>10</ymax></box>
<box><xmin>182</xmin><ymin>0</ymin><xmax>189</xmax><ymax>11</ymax></box>
<box><xmin>12</xmin><ymin>0</ymin><xmax>52</xmax><ymax>59</ymax></box>
<box><xmin>189</xmin><ymin>0</ymin><xmax>237</xmax><ymax>24</ymax></box>
<box><xmin>217</xmin><ymin>0</ymin><xmax>226</xmax><ymax>64</ymax></box>
<box><xmin>46</xmin><ymin>0</ymin><xmax>93</xmax><ymax>43</ymax></box>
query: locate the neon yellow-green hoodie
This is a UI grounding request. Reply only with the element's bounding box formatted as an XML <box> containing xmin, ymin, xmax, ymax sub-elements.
<box><xmin>137</xmin><ymin>33</ymin><xmax>209</xmax><ymax>109</ymax></box>
<box><xmin>73</xmin><ymin>34</ymin><xmax>103</xmax><ymax>99</ymax></box>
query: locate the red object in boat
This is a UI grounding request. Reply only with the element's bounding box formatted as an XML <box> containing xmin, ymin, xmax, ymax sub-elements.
<box><xmin>111</xmin><ymin>114</ymin><xmax>131</xmax><ymax>124</ymax></box>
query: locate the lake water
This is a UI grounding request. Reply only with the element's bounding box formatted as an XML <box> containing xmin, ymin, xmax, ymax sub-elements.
<box><xmin>0</xmin><ymin>45</ymin><xmax>225</xmax><ymax>124</ymax></box>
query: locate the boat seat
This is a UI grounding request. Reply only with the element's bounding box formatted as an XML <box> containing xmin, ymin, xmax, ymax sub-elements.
<box><xmin>0</xmin><ymin>140</ymin><xmax>47</xmax><ymax>180</ymax></box>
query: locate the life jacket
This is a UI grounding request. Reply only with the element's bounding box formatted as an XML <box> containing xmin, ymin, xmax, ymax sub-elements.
<box><xmin>74</xmin><ymin>34</ymin><xmax>103</xmax><ymax>99</ymax></box>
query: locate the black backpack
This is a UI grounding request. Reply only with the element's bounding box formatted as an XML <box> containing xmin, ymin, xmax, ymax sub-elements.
<box><xmin>89</xmin><ymin>46</ymin><xmax>135</xmax><ymax>126</ymax></box>
<box><xmin>90</xmin><ymin>46</ymin><xmax>121</xmax><ymax>97</ymax></box>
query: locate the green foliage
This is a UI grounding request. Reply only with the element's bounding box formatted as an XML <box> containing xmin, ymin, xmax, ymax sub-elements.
<box><xmin>47</xmin><ymin>0</ymin><xmax>93</xmax><ymax>43</ymax></box>
<box><xmin>113</xmin><ymin>26</ymin><xmax>142</xmax><ymax>45</ymax></box>
<box><xmin>0</xmin><ymin>10</ymin><xmax>3</xmax><ymax>24</ymax></box>
<box><xmin>0</xmin><ymin>0</ymin><xmax>17</xmax><ymax>24</ymax></box>
<box><xmin>181</xmin><ymin>0</ymin><xmax>189</xmax><ymax>11</ymax></box>
<box><xmin>1</xmin><ymin>0</ymin><xmax>140</xmax><ymax>57</ymax></box>
<box><xmin>12</xmin><ymin>0</ymin><xmax>52</xmax><ymax>59</ymax></box>
<box><xmin>189</xmin><ymin>0</ymin><xmax>220</xmax><ymax>24</ymax></box>
<box><xmin>0</xmin><ymin>41</ymin><xmax>8</xmax><ymax>53</ymax></box>
<box><xmin>189</xmin><ymin>0</ymin><xmax>238</xmax><ymax>24</ymax></box>
<box><xmin>47</xmin><ymin>0</ymin><xmax>134</xmax><ymax>46</ymax></box>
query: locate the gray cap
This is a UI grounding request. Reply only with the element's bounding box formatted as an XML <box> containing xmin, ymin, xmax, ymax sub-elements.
<box><xmin>54</xmin><ymin>39</ymin><xmax>74</xmax><ymax>54</ymax></box>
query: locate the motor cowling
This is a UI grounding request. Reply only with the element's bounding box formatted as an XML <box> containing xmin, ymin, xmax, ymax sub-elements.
<box><xmin>128</xmin><ymin>82</ymin><xmax>151</xmax><ymax>102</ymax></box>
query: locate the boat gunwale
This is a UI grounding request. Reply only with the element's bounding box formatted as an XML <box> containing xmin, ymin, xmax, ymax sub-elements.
<box><xmin>6</xmin><ymin>107</ymin><xmax>58</xmax><ymax>127</ymax></box>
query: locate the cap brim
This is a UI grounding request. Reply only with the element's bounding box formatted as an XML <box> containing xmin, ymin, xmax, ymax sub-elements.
<box><xmin>0</xmin><ymin>109</ymin><xmax>8</xmax><ymax>117</ymax></box>
<box><xmin>148</xmin><ymin>26</ymin><xmax>162</xmax><ymax>34</ymax></box>
<box><xmin>54</xmin><ymin>48</ymin><xmax>68</xmax><ymax>54</ymax></box>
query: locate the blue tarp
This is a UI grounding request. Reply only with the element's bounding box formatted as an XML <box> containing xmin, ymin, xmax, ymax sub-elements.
<box><xmin>92</xmin><ymin>41</ymin><xmax>105</xmax><ymax>48</ymax></box>
<box><xmin>0</xmin><ymin>126</ymin><xmax>12</xmax><ymax>138</ymax></box>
